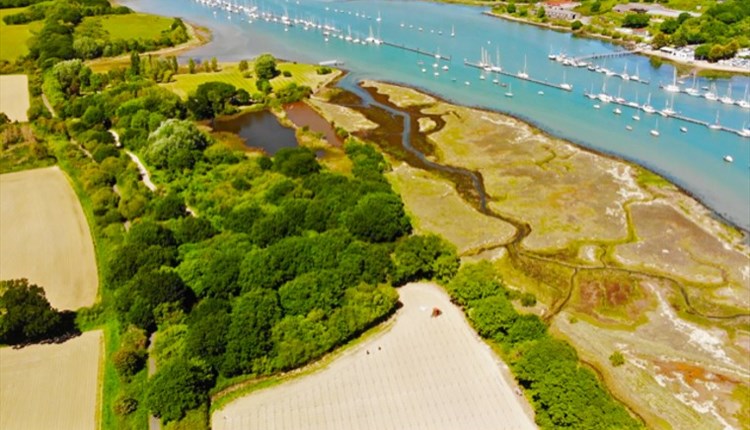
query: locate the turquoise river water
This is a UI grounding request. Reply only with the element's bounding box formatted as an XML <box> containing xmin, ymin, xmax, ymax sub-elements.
<box><xmin>124</xmin><ymin>0</ymin><xmax>750</xmax><ymax>230</ymax></box>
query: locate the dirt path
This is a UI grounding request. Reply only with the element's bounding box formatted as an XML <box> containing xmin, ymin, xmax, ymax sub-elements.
<box><xmin>212</xmin><ymin>282</ymin><xmax>535</xmax><ymax>430</ymax></box>
<box><xmin>125</xmin><ymin>150</ymin><xmax>157</xmax><ymax>192</ymax></box>
<box><xmin>41</xmin><ymin>92</ymin><xmax>56</xmax><ymax>118</ymax></box>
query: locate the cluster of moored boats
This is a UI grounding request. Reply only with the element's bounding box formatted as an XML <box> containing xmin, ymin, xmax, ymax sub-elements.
<box><xmin>660</xmin><ymin>70</ymin><xmax>750</xmax><ymax>109</ymax></box>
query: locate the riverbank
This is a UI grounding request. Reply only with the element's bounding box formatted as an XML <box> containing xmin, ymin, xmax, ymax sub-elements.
<box><xmin>481</xmin><ymin>9</ymin><xmax>750</xmax><ymax>76</ymax></box>
<box><xmin>308</xmin><ymin>75</ymin><xmax>750</xmax><ymax>430</ymax></box>
<box><xmin>86</xmin><ymin>19</ymin><xmax>211</xmax><ymax>72</ymax></box>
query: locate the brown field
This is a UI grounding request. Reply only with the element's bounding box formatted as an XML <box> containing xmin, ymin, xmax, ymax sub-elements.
<box><xmin>212</xmin><ymin>283</ymin><xmax>535</xmax><ymax>430</ymax></box>
<box><xmin>0</xmin><ymin>75</ymin><xmax>30</xmax><ymax>122</ymax></box>
<box><xmin>0</xmin><ymin>166</ymin><xmax>98</xmax><ymax>310</ymax></box>
<box><xmin>0</xmin><ymin>330</ymin><xmax>103</xmax><ymax>430</ymax></box>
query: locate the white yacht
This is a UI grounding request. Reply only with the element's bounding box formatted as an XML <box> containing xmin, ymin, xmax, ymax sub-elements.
<box><xmin>704</xmin><ymin>83</ymin><xmax>718</xmax><ymax>101</ymax></box>
<box><xmin>708</xmin><ymin>111</ymin><xmax>721</xmax><ymax>130</ymax></box>
<box><xmin>560</xmin><ymin>70</ymin><xmax>572</xmax><ymax>91</ymax></box>
<box><xmin>504</xmin><ymin>83</ymin><xmax>513</xmax><ymax>97</ymax></box>
<box><xmin>663</xmin><ymin>69</ymin><xmax>680</xmax><ymax>93</ymax></box>
<box><xmin>719</xmin><ymin>86</ymin><xmax>735</xmax><ymax>105</ymax></box>
<box><xmin>517</xmin><ymin>55</ymin><xmax>528</xmax><ymax>79</ymax></box>
<box><xmin>641</xmin><ymin>93</ymin><xmax>656</xmax><ymax>114</ymax></box>
<box><xmin>650</xmin><ymin>119</ymin><xmax>660</xmax><ymax>137</ymax></box>
<box><xmin>723</xmin><ymin>155</ymin><xmax>733</xmax><ymax>163</ymax></box>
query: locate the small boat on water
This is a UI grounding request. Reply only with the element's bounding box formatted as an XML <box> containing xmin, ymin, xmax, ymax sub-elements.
<box><xmin>704</xmin><ymin>83</ymin><xmax>718</xmax><ymax>101</ymax></box>
<box><xmin>593</xmin><ymin>104</ymin><xmax>601</xmax><ymax>109</ymax></box>
<box><xmin>719</xmin><ymin>86</ymin><xmax>735</xmax><ymax>105</ymax></box>
<box><xmin>723</xmin><ymin>155</ymin><xmax>733</xmax><ymax>163</ymax></box>
<box><xmin>632</xmin><ymin>114</ymin><xmax>641</xmax><ymax>121</ymax></box>
<box><xmin>708</xmin><ymin>111</ymin><xmax>721</xmax><ymax>130</ymax></box>
<box><xmin>650</xmin><ymin>119</ymin><xmax>660</xmax><ymax>137</ymax></box>
<box><xmin>680</xmin><ymin>126</ymin><xmax>688</xmax><ymax>133</ymax></box>
<box><xmin>626</xmin><ymin>125</ymin><xmax>633</xmax><ymax>131</ymax></box>
<box><xmin>538</xmin><ymin>90</ymin><xmax>544</xmax><ymax>96</ymax></box>
<box><xmin>642</xmin><ymin>93</ymin><xmax>656</xmax><ymax>114</ymax></box>
<box><xmin>663</xmin><ymin>69</ymin><xmax>680</xmax><ymax>93</ymax></box>
<box><xmin>613</xmin><ymin>107</ymin><xmax>622</xmax><ymax>115</ymax></box>
<box><xmin>560</xmin><ymin>70</ymin><xmax>572</xmax><ymax>91</ymax></box>
<box><xmin>504</xmin><ymin>83</ymin><xmax>513</xmax><ymax>97</ymax></box>
<box><xmin>517</xmin><ymin>55</ymin><xmax>528</xmax><ymax>79</ymax></box>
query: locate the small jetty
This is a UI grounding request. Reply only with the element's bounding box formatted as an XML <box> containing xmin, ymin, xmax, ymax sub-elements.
<box><xmin>319</xmin><ymin>60</ymin><xmax>344</xmax><ymax>66</ymax></box>
<box><xmin>464</xmin><ymin>60</ymin><xmax>572</xmax><ymax>92</ymax></box>
<box><xmin>572</xmin><ymin>50</ymin><xmax>641</xmax><ymax>63</ymax></box>
<box><xmin>382</xmin><ymin>41</ymin><xmax>452</xmax><ymax>61</ymax></box>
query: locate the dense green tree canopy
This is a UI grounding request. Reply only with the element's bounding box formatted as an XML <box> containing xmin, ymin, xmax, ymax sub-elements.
<box><xmin>344</xmin><ymin>192</ymin><xmax>411</xmax><ymax>243</ymax></box>
<box><xmin>145</xmin><ymin>119</ymin><xmax>210</xmax><ymax>171</ymax></box>
<box><xmin>145</xmin><ymin>358</ymin><xmax>215</xmax><ymax>423</ymax></box>
<box><xmin>0</xmin><ymin>279</ymin><xmax>65</xmax><ymax>344</ymax></box>
<box><xmin>253</xmin><ymin>53</ymin><xmax>279</xmax><ymax>81</ymax></box>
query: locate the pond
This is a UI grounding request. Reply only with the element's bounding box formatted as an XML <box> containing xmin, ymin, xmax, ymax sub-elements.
<box><xmin>213</xmin><ymin>110</ymin><xmax>298</xmax><ymax>155</ymax></box>
<box><xmin>285</xmin><ymin>102</ymin><xmax>343</xmax><ymax>147</ymax></box>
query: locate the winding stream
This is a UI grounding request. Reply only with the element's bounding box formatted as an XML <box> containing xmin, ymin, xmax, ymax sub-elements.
<box><xmin>335</xmin><ymin>75</ymin><xmax>750</xmax><ymax>324</ymax></box>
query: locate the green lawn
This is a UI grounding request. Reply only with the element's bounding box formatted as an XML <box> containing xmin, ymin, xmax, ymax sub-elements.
<box><xmin>162</xmin><ymin>62</ymin><xmax>338</xmax><ymax>98</ymax></box>
<box><xmin>83</xmin><ymin>13</ymin><xmax>174</xmax><ymax>41</ymax></box>
<box><xmin>0</xmin><ymin>8</ymin><xmax>43</xmax><ymax>61</ymax></box>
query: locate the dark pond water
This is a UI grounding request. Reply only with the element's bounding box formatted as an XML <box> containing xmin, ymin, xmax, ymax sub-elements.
<box><xmin>213</xmin><ymin>110</ymin><xmax>298</xmax><ymax>155</ymax></box>
<box><xmin>284</xmin><ymin>102</ymin><xmax>343</xmax><ymax>147</ymax></box>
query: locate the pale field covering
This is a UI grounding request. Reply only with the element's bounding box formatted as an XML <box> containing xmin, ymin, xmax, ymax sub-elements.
<box><xmin>213</xmin><ymin>282</ymin><xmax>535</xmax><ymax>430</ymax></box>
<box><xmin>0</xmin><ymin>330</ymin><xmax>102</xmax><ymax>430</ymax></box>
<box><xmin>0</xmin><ymin>166</ymin><xmax>98</xmax><ymax>310</ymax></box>
<box><xmin>0</xmin><ymin>75</ymin><xmax>30</xmax><ymax>122</ymax></box>
<box><xmin>388</xmin><ymin>163</ymin><xmax>516</xmax><ymax>255</ymax></box>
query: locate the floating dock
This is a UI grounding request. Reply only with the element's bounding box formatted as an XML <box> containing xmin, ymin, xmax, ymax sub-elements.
<box><xmin>573</xmin><ymin>50</ymin><xmax>641</xmax><ymax>62</ymax></box>
<box><xmin>582</xmin><ymin>94</ymin><xmax>745</xmax><ymax>136</ymax></box>
<box><xmin>464</xmin><ymin>61</ymin><xmax>572</xmax><ymax>92</ymax></box>
<box><xmin>381</xmin><ymin>41</ymin><xmax>452</xmax><ymax>61</ymax></box>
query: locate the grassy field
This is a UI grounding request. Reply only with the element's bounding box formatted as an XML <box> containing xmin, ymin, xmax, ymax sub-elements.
<box><xmin>212</xmin><ymin>283</ymin><xmax>535</xmax><ymax>430</ymax></box>
<box><xmin>0</xmin><ymin>166</ymin><xmax>99</xmax><ymax>310</ymax></box>
<box><xmin>388</xmin><ymin>163</ymin><xmax>516</xmax><ymax>255</ymax></box>
<box><xmin>162</xmin><ymin>62</ymin><xmax>339</xmax><ymax>99</ymax></box>
<box><xmin>83</xmin><ymin>13</ymin><xmax>175</xmax><ymax>41</ymax></box>
<box><xmin>0</xmin><ymin>7</ymin><xmax>43</xmax><ymax>61</ymax></box>
<box><xmin>0</xmin><ymin>330</ymin><xmax>103</xmax><ymax>430</ymax></box>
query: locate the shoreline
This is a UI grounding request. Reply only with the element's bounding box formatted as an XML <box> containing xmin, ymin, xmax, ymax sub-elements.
<box><xmin>114</xmin><ymin>2</ymin><xmax>750</xmax><ymax>233</ymax></box>
<box><xmin>481</xmin><ymin>10</ymin><xmax>750</xmax><ymax>77</ymax></box>
<box><xmin>344</xmin><ymin>75</ymin><xmax>748</xmax><ymax>237</ymax></box>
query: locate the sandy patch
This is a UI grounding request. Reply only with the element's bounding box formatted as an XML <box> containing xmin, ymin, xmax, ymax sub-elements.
<box><xmin>213</xmin><ymin>282</ymin><xmax>535</xmax><ymax>430</ymax></box>
<box><xmin>0</xmin><ymin>166</ymin><xmax>98</xmax><ymax>310</ymax></box>
<box><xmin>0</xmin><ymin>75</ymin><xmax>30</xmax><ymax>122</ymax></box>
<box><xmin>307</xmin><ymin>98</ymin><xmax>378</xmax><ymax>132</ymax></box>
<box><xmin>0</xmin><ymin>330</ymin><xmax>102</xmax><ymax>430</ymax></box>
<box><xmin>362</xmin><ymin>80</ymin><xmax>437</xmax><ymax>107</ymax></box>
